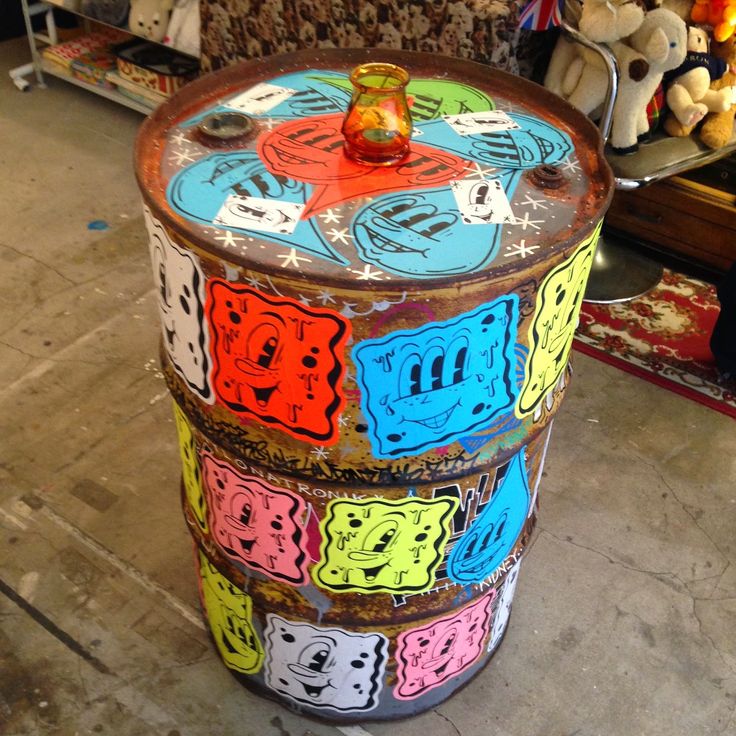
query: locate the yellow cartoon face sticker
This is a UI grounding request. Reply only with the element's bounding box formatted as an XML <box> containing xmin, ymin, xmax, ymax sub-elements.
<box><xmin>198</xmin><ymin>550</ymin><xmax>264</xmax><ymax>674</ymax></box>
<box><xmin>312</xmin><ymin>497</ymin><xmax>458</xmax><ymax>594</ymax></box>
<box><xmin>516</xmin><ymin>222</ymin><xmax>601</xmax><ymax>417</ymax></box>
<box><xmin>173</xmin><ymin>402</ymin><xmax>208</xmax><ymax>532</ymax></box>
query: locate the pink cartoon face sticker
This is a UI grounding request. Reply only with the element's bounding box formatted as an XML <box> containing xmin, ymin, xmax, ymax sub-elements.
<box><xmin>394</xmin><ymin>591</ymin><xmax>494</xmax><ymax>700</ymax></box>
<box><xmin>206</xmin><ymin>279</ymin><xmax>351</xmax><ymax>444</ymax></box>
<box><xmin>264</xmin><ymin>614</ymin><xmax>388</xmax><ymax>713</ymax></box>
<box><xmin>201</xmin><ymin>452</ymin><xmax>309</xmax><ymax>586</ymax></box>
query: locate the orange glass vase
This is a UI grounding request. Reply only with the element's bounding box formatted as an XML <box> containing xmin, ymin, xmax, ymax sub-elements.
<box><xmin>341</xmin><ymin>63</ymin><xmax>413</xmax><ymax>166</ymax></box>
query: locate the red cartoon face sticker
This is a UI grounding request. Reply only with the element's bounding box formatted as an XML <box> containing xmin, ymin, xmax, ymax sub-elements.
<box><xmin>394</xmin><ymin>591</ymin><xmax>494</xmax><ymax>700</ymax></box>
<box><xmin>257</xmin><ymin>114</ymin><xmax>470</xmax><ymax>216</ymax></box>
<box><xmin>207</xmin><ymin>279</ymin><xmax>351</xmax><ymax>444</ymax></box>
<box><xmin>202</xmin><ymin>452</ymin><xmax>309</xmax><ymax>585</ymax></box>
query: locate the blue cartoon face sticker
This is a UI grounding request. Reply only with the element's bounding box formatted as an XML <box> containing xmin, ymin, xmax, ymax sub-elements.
<box><xmin>352</xmin><ymin>296</ymin><xmax>519</xmax><ymax>458</ymax></box>
<box><xmin>182</xmin><ymin>71</ymin><xmax>353</xmax><ymax>127</ymax></box>
<box><xmin>166</xmin><ymin>151</ymin><xmax>346</xmax><ymax>265</ymax></box>
<box><xmin>447</xmin><ymin>448</ymin><xmax>530</xmax><ymax>585</ymax></box>
<box><xmin>351</xmin><ymin>172</ymin><xmax>521</xmax><ymax>278</ymax></box>
<box><xmin>416</xmin><ymin>112</ymin><xmax>573</xmax><ymax>169</ymax></box>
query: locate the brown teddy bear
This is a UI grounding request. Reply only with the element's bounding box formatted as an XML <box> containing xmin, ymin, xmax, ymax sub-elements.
<box><xmin>700</xmin><ymin>35</ymin><xmax>736</xmax><ymax>149</ymax></box>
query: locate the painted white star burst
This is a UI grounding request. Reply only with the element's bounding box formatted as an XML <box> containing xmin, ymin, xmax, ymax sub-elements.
<box><xmin>560</xmin><ymin>157</ymin><xmax>581</xmax><ymax>174</ymax></box>
<box><xmin>318</xmin><ymin>209</ymin><xmax>343</xmax><ymax>224</ymax></box>
<box><xmin>350</xmin><ymin>264</ymin><xmax>384</xmax><ymax>280</ymax></box>
<box><xmin>316</xmin><ymin>289</ymin><xmax>336</xmax><ymax>305</ymax></box>
<box><xmin>277</xmin><ymin>248</ymin><xmax>311</xmax><ymax>268</ymax></box>
<box><xmin>168</xmin><ymin>148</ymin><xmax>196</xmax><ymax>166</ymax></box>
<box><xmin>504</xmin><ymin>239</ymin><xmax>539</xmax><ymax>258</ymax></box>
<box><xmin>170</xmin><ymin>130</ymin><xmax>188</xmax><ymax>146</ymax></box>
<box><xmin>244</xmin><ymin>273</ymin><xmax>265</xmax><ymax>289</ymax></box>
<box><xmin>462</xmin><ymin>162</ymin><xmax>496</xmax><ymax>179</ymax></box>
<box><xmin>311</xmin><ymin>446</ymin><xmax>329</xmax><ymax>460</ymax></box>
<box><xmin>513</xmin><ymin>212</ymin><xmax>544</xmax><ymax>231</ymax></box>
<box><xmin>214</xmin><ymin>230</ymin><xmax>245</xmax><ymax>248</ymax></box>
<box><xmin>519</xmin><ymin>194</ymin><xmax>549</xmax><ymax>211</ymax></box>
<box><xmin>298</xmin><ymin>294</ymin><xmax>312</xmax><ymax>305</ymax></box>
<box><xmin>337</xmin><ymin>414</ymin><xmax>350</xmax><ymax>427</ymax></box>
<box><xmin>326</xmin><ymin>228</ymin><xmax>353</xmax><ymax>245</ymax></box>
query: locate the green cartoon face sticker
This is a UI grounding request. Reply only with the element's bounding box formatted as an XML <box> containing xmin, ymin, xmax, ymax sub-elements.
<box><xmin>516</xmin><ymin>222</ymin><xmax>601</xmax><ymax>417</ymax></box>
<box><xmin>173</xmin><ymin>402</ymin><xmax>207</xmax><ymax>532</ymax></box>
<box><xmin>198</xmin><ymin>550</ymin><xmax>264</xmax><ymax>674</ymax></box>
<box><xmin>312</xmin><ymin>497</ymin><xmax>458</xmax><ymax>594</ymax></box>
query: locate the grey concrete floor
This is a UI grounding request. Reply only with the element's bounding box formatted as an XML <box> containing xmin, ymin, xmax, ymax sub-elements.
<box><xmin>1</xmin><ymin>35</ymin><xmax>736</xmax><ymax>736</ymax></box>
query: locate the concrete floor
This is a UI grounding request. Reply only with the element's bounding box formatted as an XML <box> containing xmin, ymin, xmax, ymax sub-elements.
<box><xmin>1</xmin><ymin>35</ymin><xmax>736</xmax><ymax>736</ymax></box>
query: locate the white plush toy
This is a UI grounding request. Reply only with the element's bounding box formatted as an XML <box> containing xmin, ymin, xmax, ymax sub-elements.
<box><xmin>664</xmin><ymin>25</ymin><xmax>732</xmax><ymax>130</ymax></box>
<box><xmin>128</xmin><ymin>0</ymin><xmax>174</xmax><ymax>43</ymax></box>
<box><xmin>556</xmin><ymin>7</ymin><xmax>688</xmax><ymax>153</ymax></box>
<box><xmin>544</xmin><ymin>0</ymin><xmax>645</xmax><ymax>99</ymax></box>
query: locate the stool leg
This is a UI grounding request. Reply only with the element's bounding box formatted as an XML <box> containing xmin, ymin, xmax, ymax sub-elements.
<box><xmin>583</xmin><ymin>229</ymin><xmax>663</xmax><ymax>304</ymax></box>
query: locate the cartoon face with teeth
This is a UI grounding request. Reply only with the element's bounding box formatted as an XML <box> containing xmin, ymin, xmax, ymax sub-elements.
<box><xmin>197</xmin><ymin>550</ymin><xmax>264</xmax><ymax>674</ymax></box>
<box><xmin>517</xmin><ymin>224</ymin><xmax>600</xmax><ymax>417</ymax></box>
<box><xmin>447</xmin><ymin>448</ymin><xmax>530</xmax><ymax>584</ymax></box>
<box><xmin>144</xmin><ymin>208</ymin><xmax>212</xmax><ymax>402</ymax></box>
<box><xmin>206</xmin><ymin>278</ymin><xmax>350</xmax><ymax>444</ymax></box>
<box><xmin>312</xmin><ymin>497</ymin><xmax>458</xmax><ymax>594</ymax></box>
<box><xmin>351</xmin><ymin>185</ymin><xmax>514</xmax><ymax>278</ymax></box>
<box><xmin>201</xmin><ymin>452</ymin><xmax>309</xmax><ymax>585</ymax></box>
<box><xmin>394</xmin><ymin>591</ymin><xmax>494</xmax><ymax>699</ymax></box>
<box><xmin>352</xmin><ymin>297</ymin><xmax>519</xmax><ymax>458</ymax></box>
<box><xmin>264</xmin><ymin>615</ymin><xmax>388</xmax><ymax>713</ymax></box>
<box><xmin>173</xmin><ymin>402</ymin><xmax>208</xmax><ymax>532</ymax></box>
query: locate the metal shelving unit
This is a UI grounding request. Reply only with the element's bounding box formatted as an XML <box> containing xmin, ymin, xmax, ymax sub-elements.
<box><xmin>10</xmin><ymin>0</ymin><xmax>197</xmax><ymax>115</ymax></box>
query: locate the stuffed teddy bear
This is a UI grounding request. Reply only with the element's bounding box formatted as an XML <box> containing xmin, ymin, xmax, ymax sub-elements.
<box><xmin>699</xmin><ymin>34</ymin><xmax>736</xmax><ymax>147</ymax></box>
<box><xmin>663</xmin><ymin>25</ymin><xmax>731</xmax><ymax>135</ymax></box>
<box><xmin>128</xmin><ymin>0</ymin><xmax>174</xmax><ymax>43</ymax></box>
<box><xmin>544</xmin><ymin>0</ymin><xmax>645</xmax><ymax>99</ymax></box>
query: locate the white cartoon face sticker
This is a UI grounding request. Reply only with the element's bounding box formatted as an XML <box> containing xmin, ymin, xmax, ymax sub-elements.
<box><xmin>489</xmin><ymin>558</ymin><xmax>522</xmax><ymax>651</ymax></box>
<box><xmin>264</xmin><ymin>615</ymin><xmax>388</xmax><ymax>713</ymax></box>
<box><xmin>144</xmin><ymin>206</ymin><xmax>213</xmax><ymax>402</ymax></box>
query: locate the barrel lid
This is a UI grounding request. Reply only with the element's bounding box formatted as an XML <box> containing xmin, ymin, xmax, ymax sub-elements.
<box><xmin>136</xmin><ymin>49</ymin><xmax>613</xmax><ymax>289</ymax></box>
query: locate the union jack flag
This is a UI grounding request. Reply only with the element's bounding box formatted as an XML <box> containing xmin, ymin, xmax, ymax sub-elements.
<box><xmin>518</xmin><ymin>0</ymin><xmax>563</xmax><ymax>30</ymax></box>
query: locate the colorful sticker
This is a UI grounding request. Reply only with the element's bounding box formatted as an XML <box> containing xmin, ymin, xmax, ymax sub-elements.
<box><xmin>446</xmin><ymin>448</ymin><xmax>530</xmax><ymax>585</ymax></box>
<box><xmin>144</xmin><ymin>207</ymin><xmax>212</xmax><ymax>402</ymax></box>
<box><xmin>394</xmin><ymin>591</ymin><xmax>494</xmax><ymax>700</ymax></box>
<box><xmin>206</xmin><ymin>279</ymin><xmax>349</xmax><ymax>443</ymax></box>
<box><xmin>201</xmin><ymin>452</ymin><xmax>309</xmax><ymax>585</ymax></box>
<box><xmin>350</xmin><ymin>172</ymin><xmax>520</xmax><ymax>278</ymax></box>
<box><xmin>257</xmin><ymin>114</ymin><xmax>470</xmax><ymax>216</ymax></box>
<box><xmin>166</xmin><ymin>151</ymin><xmax>347</xmax><ymax>265</ymax></box>
<box><xmin>173</xmin><ymin>402</ymin><xmax>208</xmax><ymax>533</ymax></box>
<box><xmin>489</xmin><ymin>558</ymin><xmax>522</xmax><ymax>651</ymax></box>
<box><xmin>415</xmin><ymin>113</ymin><xmax>573</xmax><ymax>169</ymax></box>
<box><xmin>352</xmin><ymin>297</ymin><xmax>519</xmax><ymax>458</ymax></box>
<box><xmin>443</xmin><ymin>110</ymin><xmax>520</xmax><ymax>135</ymax></box>
<box><xmin>197</xmin><ymin>550</ymin><xmax>264</xmax><ymax>674</ymax></box>
<box><xmin>264</xmin><ymin>614</ymin><xmax>388</xmax><ymax>713</ymax></box>
<box><xmin>312</xmin><ymin>497</ymin><xmax>458</xmax><ymax>594</ymax></box>
<box><xmin>516</xmin><ymin>224</ymin><xmax>601</xmax><ymax>417</ymax></box>
<box><xmin>311</xmin><ymin>75</ymin><xmax>495</xmax><ymax>121</ymax></box>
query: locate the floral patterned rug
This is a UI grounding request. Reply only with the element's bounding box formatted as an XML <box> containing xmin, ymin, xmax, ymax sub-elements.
<box><xmin>573</xmin><ymin>269</ymin><xmax>736</xmax><ymax>419</ymax></box>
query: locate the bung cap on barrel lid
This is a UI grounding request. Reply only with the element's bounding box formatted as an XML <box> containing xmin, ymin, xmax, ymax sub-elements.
<box><xmin>135</xmin><ymin>48</ymin><xmax>613</xmax><ymax>290</ymax></box>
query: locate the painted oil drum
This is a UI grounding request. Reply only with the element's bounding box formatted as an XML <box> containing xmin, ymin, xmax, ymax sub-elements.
<box><xmin>135</xmin><ymin>48</ymin><xmax>613</xmax><ymax>720</ymax></box>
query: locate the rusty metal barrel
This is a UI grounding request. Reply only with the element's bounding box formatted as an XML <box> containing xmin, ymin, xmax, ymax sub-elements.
<box><xmin>135</xmin><ymin>48</ymin><xmax>613</xmax><ymax>721</ymax></box>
